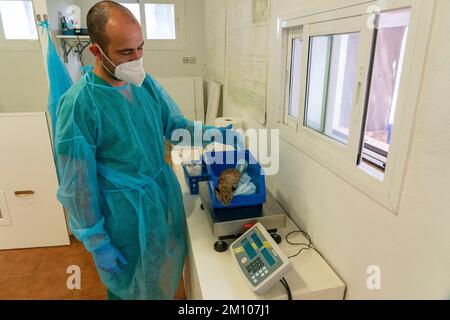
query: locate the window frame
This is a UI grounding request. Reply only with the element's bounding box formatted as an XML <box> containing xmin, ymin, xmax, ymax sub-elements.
<box><xmin>276</xmin><ymin>0</ymin><xmax>435</xmax><ymax>213</ymax></box>
<box><xmin>0</xmin><ymin>0</ymin><xmax>40</xmax><ymax>51</ymax></box>
<box><xmin>303</xmin><ymin>16</ymin><xmax>365</xmax><ymax>150</ymax></box>
<box><xmin>282</xmin><ymin>27</ymin><xmax>302</xmax><ymax>129</ymax></box>
<box><xmin>139</xmin><ymin>0</ymin><xmax>185</xmax><ymax>50</ymax></box>
<box><xmin>358</xmin><ymin>7</ymin><xmax>411</xmax><ymax>176</ymax></box>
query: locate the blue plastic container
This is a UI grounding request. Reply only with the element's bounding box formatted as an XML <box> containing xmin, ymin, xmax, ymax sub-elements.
<box><xmin>181</xmin><ymin>162</ymin><xmax>210</xmax><ymax>195</ymax></box>
<box><xmin>204</xmin><ymin>150</ymin><xmax>266</xmax><ymax>213</ymax></box>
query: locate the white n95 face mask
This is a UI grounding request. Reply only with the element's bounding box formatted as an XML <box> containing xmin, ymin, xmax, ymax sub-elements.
<box><xmin>114</xmin><ymin>58</ymin><xmax>146</xmax><ymax>87</ymax></box>
<box><xmin>97</xmin><ymin>45</ymin><xmax>146</xmax><ymax>87</ymax></box>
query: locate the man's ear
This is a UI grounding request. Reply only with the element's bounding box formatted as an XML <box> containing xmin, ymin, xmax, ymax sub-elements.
<box><xmin>89</xmin><ymin>44</ymin><xmax>102</xmax><ymax>61</ymax></box>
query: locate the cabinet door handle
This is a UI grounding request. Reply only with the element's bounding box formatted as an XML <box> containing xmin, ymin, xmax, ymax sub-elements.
<box><xmin>14</xmin><ymin>190</ymin><xmax>35</xmax><ymax>197</ymax></box>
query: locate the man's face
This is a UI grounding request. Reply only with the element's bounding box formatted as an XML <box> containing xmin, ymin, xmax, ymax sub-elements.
<box><xmin>104</xmin><ymin>18</ymin><xmax>144</xmax><ymax>65</ymax></box>
<box><xmin>92</xmin><ymin>16</ymin><xmax>144</xmax><ymax>77</ymax></box>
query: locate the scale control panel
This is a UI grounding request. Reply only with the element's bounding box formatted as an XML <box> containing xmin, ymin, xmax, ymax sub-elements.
<box><xmin>230</xmin><ymin>223</ymin><xmax>292</xmax><ymax>295</ymax></box>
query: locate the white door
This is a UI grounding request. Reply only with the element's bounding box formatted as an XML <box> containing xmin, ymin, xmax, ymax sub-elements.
<box><xmin>0</xmin><ymin>1</ymin><xmax>70</xmax><ymax>249</ymax></box>
<box><xmin>0</xmin><ymin>113</ymin><xmax>70</xmax><ymax>249</ymax></box>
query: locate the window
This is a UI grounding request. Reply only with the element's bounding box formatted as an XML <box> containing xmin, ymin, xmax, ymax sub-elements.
<box><xmin>359</xmin><ymin>8</ymin><xmax>411</xmax><ymax>174</ymax></box>
<box><xmin>283</xmin><ymin>28</ymin><xmax>302</xmax><ymax>128</ymax></box>
<box><xmin>278</xmin><ymin>0</ymin><xmax>434</xmax><ymax>212</ymax></box>
<box><xmin>145</xmin><ymin>3</ymin><xmax>175</xmax><ymax>40</ymax></box>
<box><xmin>142</xmin><ymin>0</ymin><xmax>184</xmax><ymax>49</ymax></box>
<box><xmin>0</xmin><ymin>0</ymin><xmax>38</xmax><ymax>40</ymax></box>
<box><xmin>305</xmin><ymin>32</ymin><xmax>360</xmax><ymax>145</ymax></box>
<box><xmin>288</xmin><ymin>38</ymin><xmax>302</xmax><ymax>118</ymax></box>
<box><xmin>119</xmin><ymin>0</ymin><xmax>185</xmax><ymax>49</ymax></box>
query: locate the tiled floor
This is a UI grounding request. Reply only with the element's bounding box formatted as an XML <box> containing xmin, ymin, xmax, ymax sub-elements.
<box><xmin>0</xmin><ymin>236</ymin><xmax>106</xmax><ymax>300</ymax></box>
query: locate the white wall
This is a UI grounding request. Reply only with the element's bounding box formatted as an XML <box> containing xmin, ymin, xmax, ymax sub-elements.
<box><xmin>205</xmin><ymin>0</ymin><xmax>450</xmax><ymax>299</ymax></box>
<box><xmin>203</xmin><ymin>0</ymin><xmax>226</xmax><ymax>83</ymax></box>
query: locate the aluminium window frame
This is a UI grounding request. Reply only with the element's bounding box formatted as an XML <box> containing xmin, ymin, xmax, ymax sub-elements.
<box><xmin>303</xmin><ymin>15</ymin><xmax>365</xmax><ymax>148</ymax></box>
<box><xmin>282</xmin><ymin>27</ymin><xmax>302</xmax><ymax>129</ymax></box>
<box><xmin>276</xmin><ymin>0</ymin><xmax>435</xmax><ymax>214</ymax></box>
<box><xmin>358</xmin><ymin>7</ymin><xmax>411</xmax><ymax>175</ymax></box>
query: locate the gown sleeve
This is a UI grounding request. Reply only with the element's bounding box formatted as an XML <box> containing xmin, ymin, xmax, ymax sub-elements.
<box><xmin>147</xmin><ymin>76</ymin><xmax>210</xmax><ymax>147</ymax></box>
<box><xmin>54</xmin><ymin>91</ymin><xmax>110</xmax><ymax>253</ymax></box>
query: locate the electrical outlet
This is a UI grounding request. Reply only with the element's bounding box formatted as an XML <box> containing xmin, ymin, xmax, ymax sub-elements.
<box><xmin>183</xmin><ymin>57</ymin><xmax>189</xmax><ymax>63</ymax></box>
<box><xmin>189</xmin><ymin>57</ymin><xmax>196</xmax><ymax>63</ymax></box>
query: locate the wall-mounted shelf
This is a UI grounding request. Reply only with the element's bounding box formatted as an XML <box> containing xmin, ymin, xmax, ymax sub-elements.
<box><xmin>56</xmin><ymin>35</ymin><xmax>91</xmax><ymax>63</ymax></box>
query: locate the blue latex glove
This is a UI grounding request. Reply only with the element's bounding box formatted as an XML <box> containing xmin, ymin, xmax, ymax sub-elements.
<box><xmin>203</xmin><ymin>124</ymin><xmax>244</xmax><ymax>149</ymax></box>
<box><xmin>92</xmin><ymin>243</ymin><xmax>128</xmax><ymax>275</ymax></box>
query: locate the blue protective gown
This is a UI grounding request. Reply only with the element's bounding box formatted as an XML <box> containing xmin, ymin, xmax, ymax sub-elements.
<box><xmin>55</xmin><ymin>70</ymin><xmax>197</xmax><ymax>299</ymax></box>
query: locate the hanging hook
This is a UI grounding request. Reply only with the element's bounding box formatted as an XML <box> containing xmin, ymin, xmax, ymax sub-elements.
<box><xmin>36</xmin><ymin>13</ymin><xmax>50</xmax><ymax>35</ymax></box>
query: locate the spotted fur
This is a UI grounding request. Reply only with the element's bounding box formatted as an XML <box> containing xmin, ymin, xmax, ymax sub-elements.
<box><xmin>215</xmin><ymin>168</ymin><xmax>242</xmax><ymax>206</ymax></box>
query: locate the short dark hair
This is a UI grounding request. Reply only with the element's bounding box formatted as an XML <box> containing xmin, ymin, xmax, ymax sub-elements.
<box><xmin>87</xmin><ymin>1</ymin><xmax>137</xmax><ymax>51</ymax></box>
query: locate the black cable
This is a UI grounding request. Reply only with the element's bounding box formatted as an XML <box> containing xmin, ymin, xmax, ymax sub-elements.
<box><xmin>280</xmin><ymin>277</ymin><xmax>292</xmax><ymax>300</ymax></box>
<box><xmin>280</xmin><ymin>229</ymin><xmax>325</xmax><ymax>300</ymax></box>
<box><xmin>285</xmin><ymin>229</ymin><xmax>323</xmax><ymax>259</ymax></box>
<box><xmin>280</xmin><ymin>279</ymin><xmax>290</xmax><ymax>300</ymax></box>
<box><xmin>281</xmin><ymin>278</ymin><xmax>291</xmax><ymax>300</ymax></box>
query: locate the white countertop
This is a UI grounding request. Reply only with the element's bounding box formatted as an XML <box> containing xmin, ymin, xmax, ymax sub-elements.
<box><xmin>174</xmin><ymin>163</ymin><xmax>345</xmax><ymax>300</ymax></box>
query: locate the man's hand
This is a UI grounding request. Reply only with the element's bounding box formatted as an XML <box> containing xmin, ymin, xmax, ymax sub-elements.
<box><xmin>92</xmin><ymin>243</ymin><xmax>128</xmax><ymax>274</ymax></box>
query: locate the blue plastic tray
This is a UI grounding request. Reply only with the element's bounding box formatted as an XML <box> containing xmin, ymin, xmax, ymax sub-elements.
<box><xmin>204</xmin><ymin>150</ymin><xmax>266</xmax><ymax>209</ymax></box>
<box><xmin>181</xmin><ymin>162</ymin><xmax>210</xmax><ymax>195</ymax></box>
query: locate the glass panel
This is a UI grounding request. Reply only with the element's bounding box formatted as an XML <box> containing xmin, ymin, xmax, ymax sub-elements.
<box><xmin>305</xmin><ymin>35</ymin><xmax>330</xmax><ymax>131</ymax></box>
<box><xmin>324</xmin><ymin>33</ymin><xmax>360</xmax><ymax>144</ymax></box>
<box><xmin>145</xmin><ymin>3</ymin><xmax>176</xmax><ymax>40</ymax></box>
<box><xmin>120</xmin><ymin>3</ymin><xmax>141</xmax><ymax>24</ymax></box>
<box><xmin>0</xmin><ymin>1</ymin><xmax>38</xmax><ymax>40</ymax></box>
<box><xmin>288</xmin><ymin>38</ymin><xmax>302</xmax><ymax>118</ymax></box>
<box><xmin>305</xmin><ymin>33</ymin><xmax>360</xmax><ymax>144</ymax></box>
<box><xmin>360</xmin><ymin>8</ymin><xmax>411</xmax><ymax>172</ymax></box>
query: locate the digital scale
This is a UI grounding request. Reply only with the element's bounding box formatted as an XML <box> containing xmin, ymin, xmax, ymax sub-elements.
<box><xmin>198</xmin><ymin>181</ymin><xmax>287</xmax><ymax>252</ymax></box>
<box><xmin>230</xmin><ymin>223</ymin><xmax>292</xmax><ymax>295</ymax></box>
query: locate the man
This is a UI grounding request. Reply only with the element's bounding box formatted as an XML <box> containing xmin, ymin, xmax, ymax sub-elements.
<box><xmin>55</xmin><ymin>1</ymin><xmax>237</xmax><ymax>300</ymax></box>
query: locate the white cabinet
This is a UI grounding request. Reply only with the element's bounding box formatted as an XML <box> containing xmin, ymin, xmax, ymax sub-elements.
<box><xmin>172</xmin><ymin>163</ymin><xmax>346</xmax><ymax>300</ymax></box>
<box><xmin>0</xmin><ymin>113</ymin><xmax>69</xmax><ymax>250</ymax></box>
